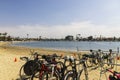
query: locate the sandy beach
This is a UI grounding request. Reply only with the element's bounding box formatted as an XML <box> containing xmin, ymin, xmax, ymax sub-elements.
<box><xmin>0</xmin><ymin>41</ymin><xmax>80</xmax><ymax>80</ymax></box>
<box><xmin>0</xmin><ymin>41</ymin><xmax>120</xmax><ymax>80</ymax></box>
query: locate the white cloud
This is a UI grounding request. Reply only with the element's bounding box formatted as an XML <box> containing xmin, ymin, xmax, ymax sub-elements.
<box><xmin>0</xmin><ymin>21</ymin><xmax>120</xmax><ymax>38</ymax></box>
<box><xmin>103</xmin><ymin>0</ymin><xmax>120</xmax><ymax>11</ymax></box>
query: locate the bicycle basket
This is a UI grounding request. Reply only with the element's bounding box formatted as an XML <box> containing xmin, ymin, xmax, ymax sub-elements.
<box><xmin>23</xmin><ymin>60</ymin><xmax>39</xmax><ymax>76</ymax></box>
<box><xmin>102</xmin><ymin>55</ymin><xmax>108</xmax><ymax>59</ymax></box>
<box><xmin>82</xmin><ymin>54</ymin><xmax>89</xmax><ymax>57</ymax></box>
<box><xmin>88</xmin><ymin>54</ymin><xmax>95</xmax><ymax>58</ymax></box>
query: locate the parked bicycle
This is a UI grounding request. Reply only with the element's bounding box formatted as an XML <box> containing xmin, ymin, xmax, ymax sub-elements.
<box><xmin>82</xmin><ymin>49</ymin><xmax>101</xmax><ymax>67</ymax></box>
<box><xmin>19</xmin><ymin>50</ymin><xmax>41</xmax><ymax>80</ymax></box>
<box><xmin>31</xmin><ymin>54</ymin><xmax>63</xmax><ymax>80</ymax></box>
<box><xmin>100</xmin><ymin>68</ymin><xmax>120</xmax><ymax>80</ymax></box>
<box><xmin>64</xmin><ymin>54</ymin><xmax>88</xmax><ymax>80</ymax></box>
<box><xmin>101</xmin><ymin>49</ymin><xmax>115</xmax><ymax>68</ymax></box>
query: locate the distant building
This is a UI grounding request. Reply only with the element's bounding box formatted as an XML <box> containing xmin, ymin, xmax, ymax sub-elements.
<box><xmin>65</xmin><ymin>35</ymin><xmax>74</xmax><ymax>41</ymax></box>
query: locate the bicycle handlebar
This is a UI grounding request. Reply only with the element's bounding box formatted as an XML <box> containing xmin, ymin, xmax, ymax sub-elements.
<box><xmin>20</xmin><ymin>57</ymin><xmax>29</xmax><ymax>61</ymax></box>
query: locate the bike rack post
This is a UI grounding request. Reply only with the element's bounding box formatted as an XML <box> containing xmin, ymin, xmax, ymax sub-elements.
<box><xmin>116</xmin><ymin>47</ymin><xmax>120</xmax><ymax>70</ymax></box>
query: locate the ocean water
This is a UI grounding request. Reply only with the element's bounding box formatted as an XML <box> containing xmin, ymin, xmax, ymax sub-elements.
<box><xmin>12</xmin><ymin>41</ymin><xmax>120</xmax><ymax>51</ymax></box>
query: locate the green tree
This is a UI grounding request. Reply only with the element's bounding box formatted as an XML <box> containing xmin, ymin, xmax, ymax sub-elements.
<box><xmin>88</xmin><ymin>36</ymin><xmax>93</xmax><ymax>41</ymax></box>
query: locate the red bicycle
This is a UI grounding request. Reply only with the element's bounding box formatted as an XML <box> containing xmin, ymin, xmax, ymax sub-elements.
<box><xmin>31</xmin><ymin>54</ymin><xmax>62</xmax><ymax>80</ymax></box>
<box><xmin>107</xmin><ymin>69</ymin><xmax>120</xmax><ymax>80</ymax></box>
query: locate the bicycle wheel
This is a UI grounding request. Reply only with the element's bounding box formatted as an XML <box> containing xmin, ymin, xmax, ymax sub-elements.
<box><xmin>31</xmin><ymin>72</ymin><xmax>40</xmax><ymax>80</ymax></box>
<box><xmin>19</xmin><ymin>65</ymin><xmax>31</xmax><ymax>80</ymax></box>
<box><xmin>31</xmin><ymin>70</ymin><xmax>60</xmax><ymax>80</ymax></box>
<box><xmin>97</xmin><ymin>57</ymin><xmax>105</xmax><ymax>67</ymax></box>
<box><xmin>107</xmin><ymin>58</ymin><xmax>115</xmax><ymax>68</ymax></box>
<box><xmin>41</xmin><ymin>70</ymin><xmax>60</xmax><ymax>80</ymax></box>
<box><xmin>86</xmin><ymin>58</ymin><xmax>93</xmax><ymax>67</ymax></box>
<box><xmin>78</xmin><ymin>68</ymin><xmax>88</xmax><ymax>80</ymax></box>
<box><xmin>64</xmin><ymin>70</ymin><xmax>76</xmax><ymax>80</ymax></box>
<box><xmin>56</xmin><ymin>61</ymin><xmax>64</xmax><ymax>72</ymax></box>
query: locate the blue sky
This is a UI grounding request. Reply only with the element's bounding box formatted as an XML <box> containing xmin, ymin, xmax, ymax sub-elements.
<box><xmin>0</xmin><ymin>0</ymin><xmax>120</xmax><ymax>38</ymax></box>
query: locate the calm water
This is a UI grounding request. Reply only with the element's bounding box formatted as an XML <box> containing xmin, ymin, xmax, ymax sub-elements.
<box><xmin>12</xmin><ymin>41</ymin><xmax>120</xmax><ymax>51</ymax></box>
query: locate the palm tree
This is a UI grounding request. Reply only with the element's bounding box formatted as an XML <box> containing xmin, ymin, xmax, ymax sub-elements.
<box><xmin>2</xmin><ymin>32</ymin><xmax>7</xmax><ymax>41</ymax></box>
<box><xmin>76</xmin><ymin>34</ymin><xmax>81</xmax><ymax>41</ymax></box>
<box><xmin>27</xmin><ymin>34</ymin><xmax>29</xmax><ymax>41</ymax></box>
<box><xmin>0</xmin><ymin>33</ymin><xmax>1</xmax><ymax>41</ymax></box>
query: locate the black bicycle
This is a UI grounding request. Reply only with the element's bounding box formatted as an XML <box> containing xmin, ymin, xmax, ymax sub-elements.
<box><xmin>31</xmin><ymin>53</ymin><xmax>64</xmax><ymax>80</ymax></box>
<box><xmin>19</xmin><ymin>52</ymin><xmax>41</xmax><ymax>80</ymax></box>
<box><xmin>101</xmin><ymin>49</ymin><xmax>115</xmax><ymax>68</ymax></box>
<box><xmin>64</xmin><ymin>55</ymin><xmax>88</xmax><ymax>80</ymax></box>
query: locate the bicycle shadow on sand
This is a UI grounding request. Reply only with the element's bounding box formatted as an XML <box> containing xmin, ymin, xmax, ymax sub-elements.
<box><xmin>16</xmin><ymin>76</ymin><xmax>30</xmax><ymax>80</ymax></box>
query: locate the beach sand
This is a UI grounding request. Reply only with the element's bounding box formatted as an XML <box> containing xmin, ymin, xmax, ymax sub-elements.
<box><xmin>0</xmin><ymin>41</ymin><xmax>120</xmax><ymax>80</ymax></box>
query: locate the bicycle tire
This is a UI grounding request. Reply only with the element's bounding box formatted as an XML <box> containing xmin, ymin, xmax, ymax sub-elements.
<box><xmin>78</xmin><ymin>68</ymin><xmax>88</xmax><ymax>80</ymax></box>
<box><xmin>64</xmin><ymin>69</ymin><xmax>88</xmax><ymax>80</ymax></box>
<box><xmin>31</xmin><ymin>69</ymin><xmax>60</xmax><ymax>80</ymax></box>
<box><xmin>97</xmin><ymin>57</ymin><xmax>105</xmax><ymax>67</ymax></box>
<box><xmin>41</xmin><ymin>71</ymin><xmax>60</xmax><ymax>80</ymax></box>
<box><xmin>56</xmin><ymin>61</ymin><xmax>64</xmax><ymax>73</ymax></box>
<box><xmin>107</xmin><ymin>58</ymin><xmax>115</xmax><ymax>68</ymax></box>
<box><xmin>31</xmin><ymin>72</ymin><xmax>40</xmax><ymax>80</ymax></box>
<box><xmin>19</xmin><ymin>65</ymin><xmax>30</xmax><ymax>80</ymax></box>
<box><xmin>86</xmin><ymin>58</ymin><xmax>93</xmax><ymax>67</ymax></box>
<box><xmin>64</xmin><ymin>70</ymin><xmax>76</xmax><ymax>80</ymax></box>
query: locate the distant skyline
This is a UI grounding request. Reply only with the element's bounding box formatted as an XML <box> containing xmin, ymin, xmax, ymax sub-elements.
<box><xmin>0</xmin><ymin>0</ymin><xmax>120</xmax><ymax>38</ymax></box>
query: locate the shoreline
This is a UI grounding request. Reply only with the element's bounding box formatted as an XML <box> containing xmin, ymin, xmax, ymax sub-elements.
<box><xmin>0</xmin><ymin>41</ymin><xmax>89</xmax><ymax>56</ymax></box>
<box><xmin>10</xmin><ymin>40</ymin><xmax>120</xmax><ymax>52</ymax></box>
<box><xmin>0</xmin><ymin>41</ymin><xmax>119</xmax><ymax>80</ymax></box>
<box><xmin>9</xmin><ymin>41</ymin><xmax>89</xmax><ymax>55</ymax></box>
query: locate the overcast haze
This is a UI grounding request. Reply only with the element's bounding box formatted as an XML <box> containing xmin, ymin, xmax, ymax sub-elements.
<box><xmin>0</xmin><ymin>0</ymin><xmax>120</xmax><ymax>38</ymax></box>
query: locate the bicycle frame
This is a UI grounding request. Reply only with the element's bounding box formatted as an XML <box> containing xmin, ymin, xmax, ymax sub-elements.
<box><xmin>107</xmin><ymin>69</ymin><xmax>120</xmax><ymax>80</ymax></box>
<box><xmin>31</xmin><ymin>54</ymin><xmax>62</xmax><ymax>80</ymax></box>
<box><xmin>58</xmin><ymin>56</ymin><xmax>75</xmax><ymax>80</ymax></box>
<box><xmin>77</xmin><ymin>59</ymin><xmax>88</xmax><ymax>80</ymax></box>
<box><xmin>64</xmin><ymin>57</ymin><xmax>88</xmax><ymax>80</ymax></box>
<box><xmin>39</xmin><ymin>63</ymin><xmax>52</xmax><ymax>79</ymax></box>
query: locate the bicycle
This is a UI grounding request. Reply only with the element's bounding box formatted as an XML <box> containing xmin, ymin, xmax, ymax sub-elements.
<box><xmin>19</xmin><ymin>51</ymin><xmax>41</xmax><ymax>80</ymax></box>
<box><xmin>58</xmin><ymin>55</ymin><xmax>78</xmax><ymax>80</ymax></box>
<box><xmin>107</xmin><ymin>49</ymin><xmax>115</xmax><ymax>68</ymax></box>
<box><xmin>31</xmin><ymin>54</ymin><xmax>63</xmax><ymax>80</ymax></box>
<box><xmin>101</xmin><ymin>49</ymin><xmax>115</xmax><ymax>68</ymax></box>
<box><xmin>64</xmin><ymin>54</ymin><xmax>88</xmax><ymax>80</ymax></box>
<box><xmin>107</xmin><ymin>69</ymin><xmax>120</xmax><ymax>80</ymax></box>
<box><xmin>31</xmin><ymin>54</ymin><xmax>75</xmax><ymax>80</ymax></box>
<box><xmin>100</xmin><ymin>68</ymin><xmax>120</xmax><ymax>80</ymax></box>
<box><xmin>82</xmin><ymin>49</ymin><xmax>101</xmax><ymax>67</ymax></box>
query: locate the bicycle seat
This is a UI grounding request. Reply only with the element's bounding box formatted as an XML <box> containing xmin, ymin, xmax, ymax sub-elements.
<box><xmin>109</xmin><ymin>49</ymin><xmax>112</xmax><ymax>52</ymax></box>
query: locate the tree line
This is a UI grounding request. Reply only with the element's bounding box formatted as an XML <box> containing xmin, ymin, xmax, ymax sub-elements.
<box><xmin>1</xmin><ymin>32</ymin><xmax>120</xmax><ymax>41</ymax></box>
<box><xmin>0</xmin><ymin>32</ymin><xmax>12</xmax><ymax>41</ymax></box>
